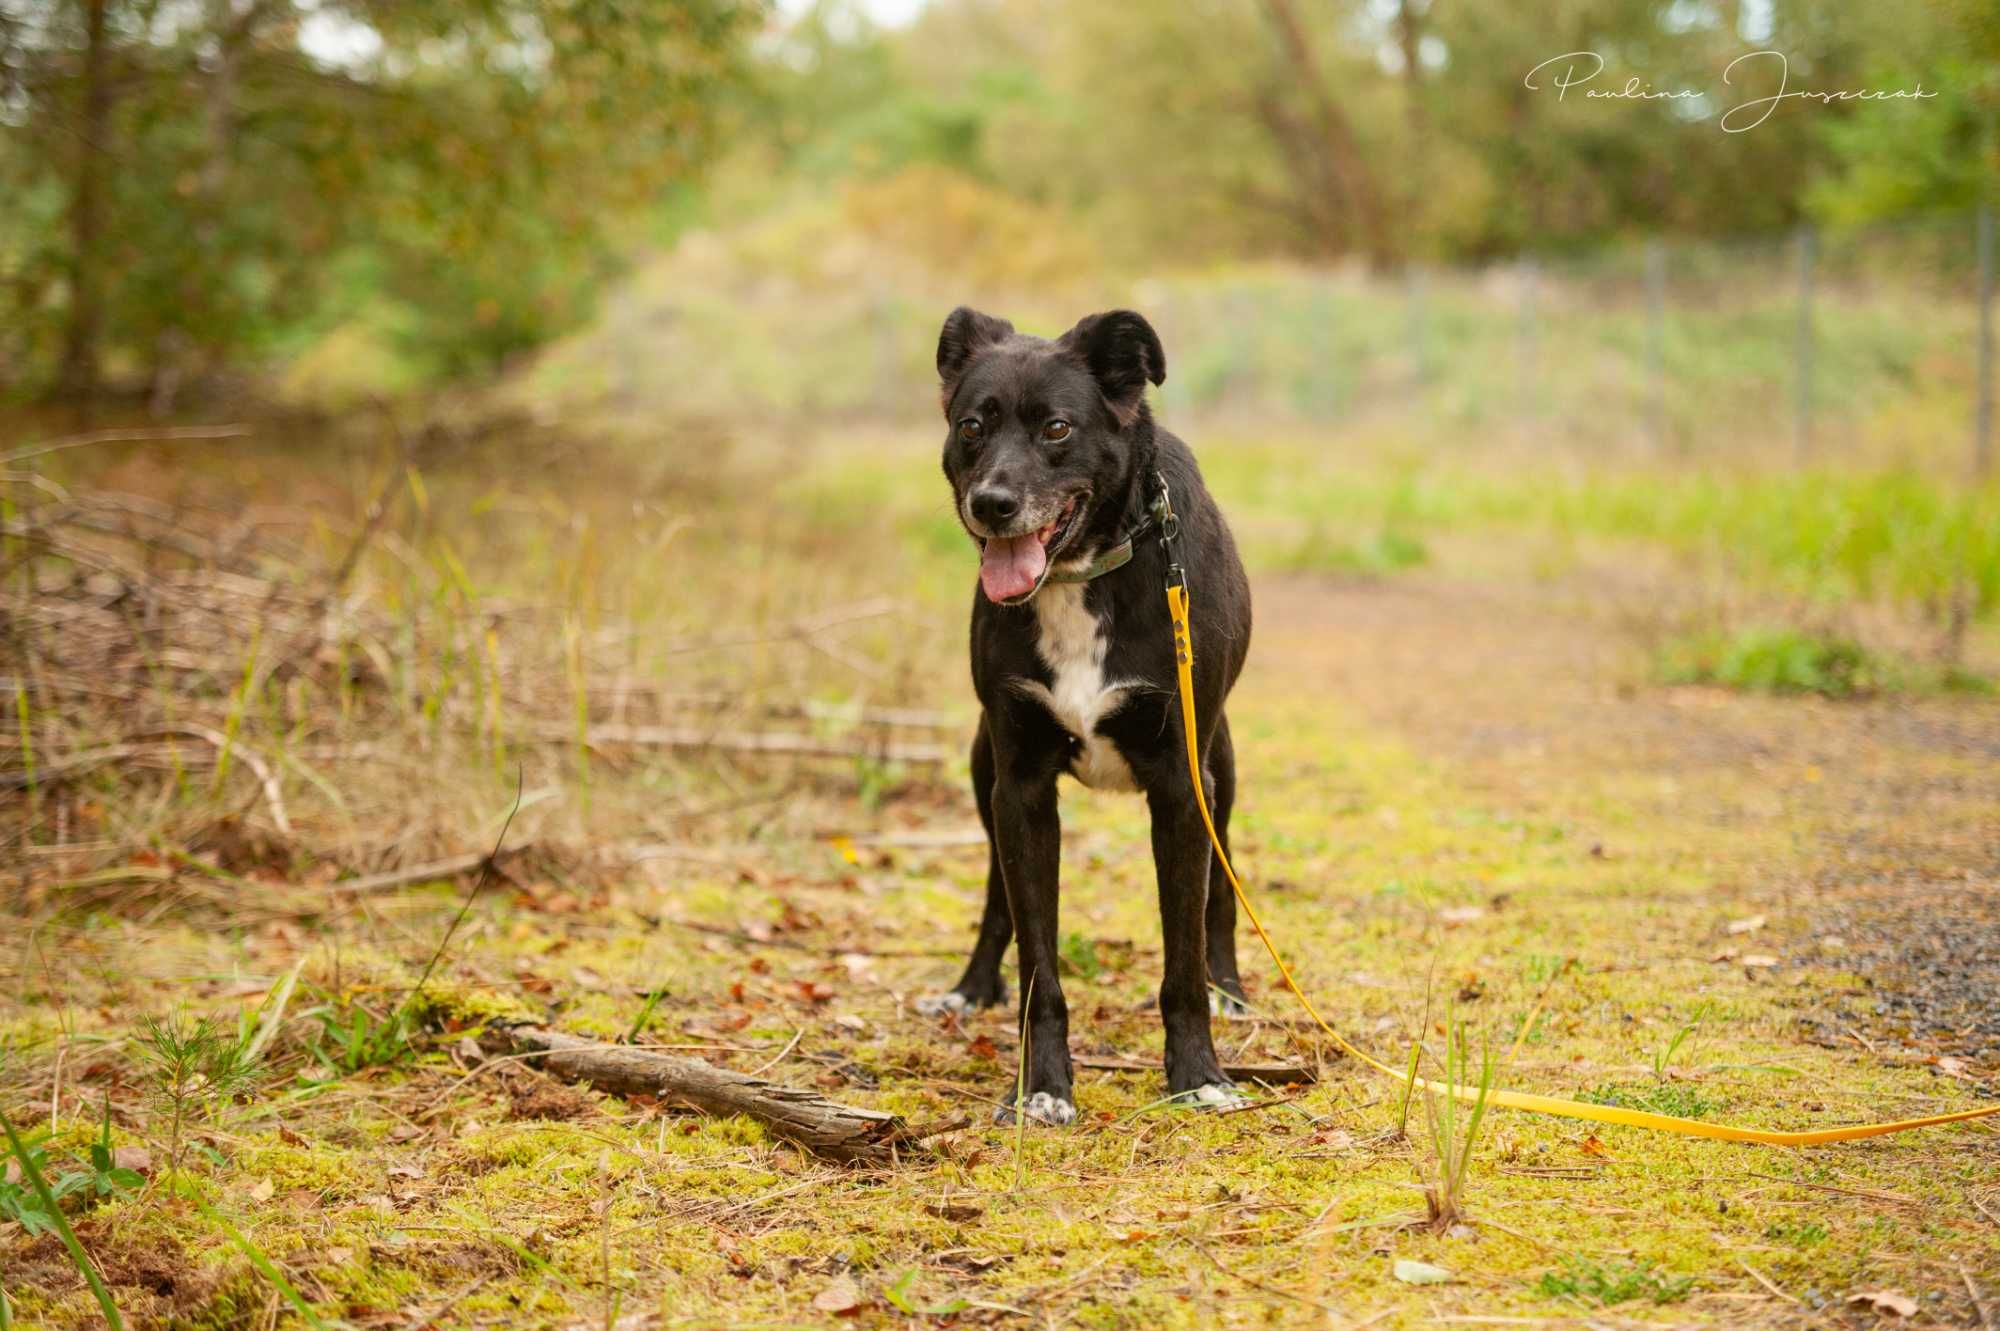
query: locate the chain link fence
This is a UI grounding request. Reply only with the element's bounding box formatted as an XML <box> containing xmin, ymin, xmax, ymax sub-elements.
<box><xmin>1120</xmin><ymin>209</ymin><xmax>1994</xmax><ymax>478</ymax></box>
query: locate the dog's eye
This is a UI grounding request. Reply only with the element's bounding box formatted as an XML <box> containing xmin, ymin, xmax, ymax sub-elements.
<box><xmin>1043</xmin><ymin>420</ymin><xmax>1071</xmax><ymax>443</ymax></box>
<box><xmin>960</xmin><ymin>418</ymin><xmax>984</xmax><ymax>443</ymax></box>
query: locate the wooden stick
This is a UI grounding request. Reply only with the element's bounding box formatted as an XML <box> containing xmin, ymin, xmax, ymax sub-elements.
<box><xmin>2</xmin><ymin>423</ymin><xmax>251</xmax><ymax>467</ymax></box>
<box><xmin>1073</xmin><ymin>1055</ymin><xmax>1317</xmax><ymax>1086</ymax></box>
<box><xmin>475</xmin><ymin>1023</ymin><xmax>908</xmax><ymax>1163</ymax></box>
<box><xmin>519</xmin><ymin>721</ymin><xmax>950</xmax><ymax>764</ymax></box>
<box><xmin>326</xmin><ymin>850</ymin><xmax>497</xmax><ymax>895</ymax></box>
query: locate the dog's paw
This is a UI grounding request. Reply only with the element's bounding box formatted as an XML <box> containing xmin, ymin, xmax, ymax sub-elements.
<box><xmin>1209</xmin><ymin>990</ymin><xmax>1250</xmax><ymax>1019</ymax></box>
<box><xmin>993</xmin><ymin>1092</ymin><xmax>1076</xmax><ymax>1127</ymax></box>
<box><xmin>1175</xmin><ymin>1082</ymin><xmax>1251</xmax><ymax>1112</ymax></box>
<box><xmin>915</xmin><ymin>990</ymin><xmax>973</xmax><ymax>1018</ymax></box>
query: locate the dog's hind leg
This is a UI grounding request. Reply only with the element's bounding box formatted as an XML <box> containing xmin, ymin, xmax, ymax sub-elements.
<box><xmin>917</xmin><ymin>715</ymin><xmax>1013</xmax><ymax>1017</ymax></box>
<box><xmin>1203</xmin><ymin>714</ymin><xmax>1249</xmax><ymax>1018</ymax></box>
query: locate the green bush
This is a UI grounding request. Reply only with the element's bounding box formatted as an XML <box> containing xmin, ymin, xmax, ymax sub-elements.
<box><xmin>1658</xmin><ymin>626</ymin><xmax>1882</xmax><ymax>697</ymax></box>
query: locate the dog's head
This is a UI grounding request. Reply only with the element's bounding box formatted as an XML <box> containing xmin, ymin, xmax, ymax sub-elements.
<box><xmin>936</xmin><ymin>307</ymin><xmax>1167</xmax><ymax>606</ymax></box>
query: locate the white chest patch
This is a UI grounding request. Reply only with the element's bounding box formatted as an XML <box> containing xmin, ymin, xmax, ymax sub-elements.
<box><xmin>1013</xmin><ymin>582</ymin><xmax>1139</xmax><ymax>792</ymax></box>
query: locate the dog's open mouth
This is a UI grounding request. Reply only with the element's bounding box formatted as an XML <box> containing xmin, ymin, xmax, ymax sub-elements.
<box><xmin>978</xmin><ymin>494</ymin><xmax>1085</xmax><ymax>605</ymax></box>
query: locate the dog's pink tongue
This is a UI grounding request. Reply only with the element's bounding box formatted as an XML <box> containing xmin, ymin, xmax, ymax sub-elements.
<box><xmin>979</xmin><ymin>533</ymin><xmax>1048</xmax><ymax>603</ymax></box>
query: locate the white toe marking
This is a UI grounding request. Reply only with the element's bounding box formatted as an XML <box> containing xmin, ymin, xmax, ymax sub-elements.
<box><xmin>916</xmin><ymin>991</ymin><xmax>971</xmax><ymax>1018</ymax></box>
<box><xmin>994</xmin><ymin>1091</ymin><xmax>1077</xmax><ymax>1126</ymax></box>
<box><xmin>1209</xmin><ymin>991</ymin><xmax>1250</xmax><ymax>1019</ymax></box>
<box><xmin>1182</xmin><ymin>1082</ymin><xmax>1250</xmax><ymax>1111</ymax></box>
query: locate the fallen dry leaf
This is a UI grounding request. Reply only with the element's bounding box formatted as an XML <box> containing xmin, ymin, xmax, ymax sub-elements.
<box><xmin>966</xmin><ymin>1033</ymin><xmax>1001</xmax><ymax>1061</ymax></box>
<box><xmin>1392</xmin><ymin>1258</ymin><xmax>1452</xmax><ymax>1284</ymax></box>
<box><xmin>247</xmin><ymin>1177</ymin><xmax>275</xmax><ymax>1202</ymax></box>
<box><xmin>1726</xmin><ymin>914</ymin><xmax>1767</xmax><ymax>935</ymax></box>
<box><xmin>812</xmin><ymin>1275</ymin><xmax>865</xmax><ymax>1315</ymax></box>
<box><xmin>1578</xmin><ymin>1135</ymin><xmax>1612</xmax><ymax>1158</ymax></box>
<box><xmin>1847</xmin><ymin>1290</ymin><xmax>1918</xmax><ymax>1318</ymax></box>
<box><xmin>1438</xmin><ymin>905</ymin><xmax>1485</xmax><ymax>926</ymax></box>
<box><xmin>111</xmin><ymin>1145</ymin><xmax>152</xmax><ymax>1175</ymax></box>
<box><xmin>923</xmin><ymin>1200</ymin><xmax>985</xmax><ymax>1222</ymax></box>
<box><xmin>1740</xmin><ymin>954</ymin><xmax>1781</xmax><ymax>968</ymax></box>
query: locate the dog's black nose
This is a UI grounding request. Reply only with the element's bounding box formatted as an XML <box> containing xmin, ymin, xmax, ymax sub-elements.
<box><xmin>970</xmin><ymin>487</ymin><xmax>1022</xmax><ymax>529</ymax></box>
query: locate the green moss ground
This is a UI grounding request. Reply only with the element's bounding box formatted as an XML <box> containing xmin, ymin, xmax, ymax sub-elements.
<box><xmin>3</xmin><ymin>423</ymin><xmax>1996</xmax><ymax>1328</ymax></box>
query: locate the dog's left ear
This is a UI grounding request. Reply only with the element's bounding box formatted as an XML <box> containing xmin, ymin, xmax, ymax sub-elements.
<box><xmin>1059</xmin><ymin>310</ymin><xmax>1166</xmax><ymax>428</ymax></box>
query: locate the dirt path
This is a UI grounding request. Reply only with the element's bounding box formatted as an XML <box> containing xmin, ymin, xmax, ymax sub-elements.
<box><xmin>1254</xmin><ymin>569</ymin><xmax>2000</xmax><ymax>1068</ymax></box>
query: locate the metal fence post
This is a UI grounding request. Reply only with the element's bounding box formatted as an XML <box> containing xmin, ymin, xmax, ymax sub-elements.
<box><xmin>1977</xmin><ymin>204</ymin><xmax>1994</xmax><ymax>479</ymax></box>
<box><xmin>1407</xmin><ymin>263</ymin><xmax>1428</xmax><ymax>387</ymax></box>
<box><xmin>1518</xmin><ymin>255</ymin><xmax>1538</xmax><ymax>424</ymax></box>
<box><xmin>1793</xmin><ymin>224</ymin><xmax>1815</xmax><ymax>463</ymax></box>
<box><xmin>1645</xmin><ymin>238</ymin><xmax>1666</xmax><ymax>453</ymax></box>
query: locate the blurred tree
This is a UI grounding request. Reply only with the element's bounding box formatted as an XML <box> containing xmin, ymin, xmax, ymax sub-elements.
<box><xmin>0</xmin><ymin>0</ymin><xmax>758</xmax><ymax>402</ymax></box>
<box><xmin>829</xmin><ymin>0</ymin><xmax>1978</xmax><ymax>268</ymax></box>
<box><xmin>1811</xmin><ymin>0</ymin><xmax>1996</xmax><ymax>221</ymax></box>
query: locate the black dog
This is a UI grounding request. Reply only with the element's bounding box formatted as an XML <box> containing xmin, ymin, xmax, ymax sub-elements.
<box><xmin>918</xmin><ymin>306</ymin><xmax>1253</xmax><ymax>1125</ymax></box>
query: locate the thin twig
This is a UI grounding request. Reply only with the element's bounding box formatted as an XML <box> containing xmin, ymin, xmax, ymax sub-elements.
<box><xmin>146</xmin><ymin>723</ymin><xmax>292</xmax><ymax>836</ymax></box>
<box><xmin>1182</xmin><ymin>1235</ymin><xmax>1342</xmax><ymax>1316</ymax></box>
<box><xmin>519</xmin><ymin>720</ymin><xmax>950</xmax><ymax>764</ymax></box>
<box><xmin>1736</xmin><ymin>1256</ymin><xmax>1800</xmax><ymax>1305</ymax></box>
<box><xmin>325</xmin><ymin>851</ymin><xmax>498</xmax><ymax>896</ymax></box>
<box><xmin>2</xmin><ymin>423</ymin><xmax>251</xmax><ymax>466</ymax></box>
<box><xmin>745</xmin><ymin>1028</ymin><xmax>804</xmax><ymax>1078</ymax></box>
<box><xmin>401</xmin><ymin>771</ymin><xmax>524</xmax><ymax>1018</ymax></box>
<box><xmin>1964</xmin><ymin>1263</ymin><xmax>1995</xmax><ymax>1331</ymax></box>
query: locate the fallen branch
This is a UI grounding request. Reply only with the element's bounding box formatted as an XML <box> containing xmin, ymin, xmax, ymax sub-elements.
<box><xmin>476</xmin><ymin>1022</ymin><xmax>911</xmax><ymax>1163</ymax></box>
<box><xmin>521</xmin><ymin>721</ymin><xmax>951</xmax><ymax>764</ymax></box>
<box><xmin>2</xmin><ymin>423</ymin><xmax>252</xmax><ymax>467</ymax></box>
<box><xmin>325</xmin><ymin>850</ymin><xmax>504</xmax><ymax>895</ymax></box>
<box><xmin>1073</xmin><ymin>1055</ymin><xmax>1316</xmax><ymax>1085</ymax></box>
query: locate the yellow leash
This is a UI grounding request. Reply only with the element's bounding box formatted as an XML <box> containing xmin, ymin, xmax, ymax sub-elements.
<box><xmin>1166</xmin><ymin>581</ymin><xmax>2000</xmax><ymax>1145</ymax></box>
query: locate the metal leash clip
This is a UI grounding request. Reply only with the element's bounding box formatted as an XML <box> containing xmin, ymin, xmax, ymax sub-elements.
<box><xmin>1155</xmin><ymin>471</ymin><xmax>1185</xmax><ymax>589</ymax></box>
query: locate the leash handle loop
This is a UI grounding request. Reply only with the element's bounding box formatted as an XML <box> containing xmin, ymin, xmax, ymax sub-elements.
<box><xmin>1165</xmin><ymin>581</ymin><xmax>2000</xmax><ymax>1146</ymax></box>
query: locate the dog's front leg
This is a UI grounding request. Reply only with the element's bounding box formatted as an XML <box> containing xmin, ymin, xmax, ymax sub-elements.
<box><xmin>1149</xmin><ymin>781</ymin><xmax>1244</xmax><ymax>1107</ymax></box>
<box><xmin>991</xmin><ymin>771</ymin><xmax>1074</xmax><ymax>1125</ymax></box>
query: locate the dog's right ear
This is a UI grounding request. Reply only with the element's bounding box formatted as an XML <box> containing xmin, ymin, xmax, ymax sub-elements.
<box><xmin>936</xmin><ymin>307</ymin><xmax>1014</xmax><ymax>406</ymax></box>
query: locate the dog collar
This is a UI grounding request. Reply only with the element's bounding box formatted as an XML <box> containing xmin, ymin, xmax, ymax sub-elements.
<box><xmin>1043</xmin><ymin>482</ymin><xmax>1174</xmax><ymax>585</ymax></box>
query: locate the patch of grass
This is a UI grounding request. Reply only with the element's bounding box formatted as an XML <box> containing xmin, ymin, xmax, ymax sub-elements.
<box><xmin>1058</xmin><ymin>932</ymin><xmax>1106</xmax><ymax>980</ymax></box>
<box><xmin>1651</xmin><ymin>1000</ymin><xmax>1710</xmax><ymax>1078</ymax></box>
<box><xmin>198</xmin><ymin>1201</ymin><xmax>330</xmax><ymax>1330</ymax></box>
<box><xmin>303</xmin><ymin>997</ymin><xmax>417</xmax><ymax>1076</ymax></box>
<box><xmin>1577</xmin><ymin>1081</ymin><xmax>1718</xmax><ymax>1119</ymax></box>
<box><xmin>0</xmin><ymin>1107</ymin><xmax>125</xmax><ymax>1329</ymax></box>
<box><xmin>1280</xmin><ymin>522</ymin><xmax>1430</xmax><ymax>577</ymax></box>
<box><xmin>1415</xmin><ymin>1015</ymin><xmax>1495</xmax><ymax>1231</ymax></box>
<box><xmin>1765</xmin><ymin>1218</ymin><xmax>1830</xmax><ymax>1247</ymax></box>
<box><xmin>1537</xmin><ymin>1254</ymin><xmax>1695</xmax><ymax>1307</ymax></box>
<box><xmin>74</xmin><ymin>1094</ymin><xmax>145</xmax><ymax>1203</ymax></box>
<box><xmin>1658</xmin><ymin>626</ymin><xmax>1884</xmax><ymax>697</ymax></box>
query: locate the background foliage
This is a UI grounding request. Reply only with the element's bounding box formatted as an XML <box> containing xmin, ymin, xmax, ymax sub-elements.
<box><xmin>2</xmin><ymin>0</ymin><xmax>1995</xmax><ymax>403</ymax></box>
